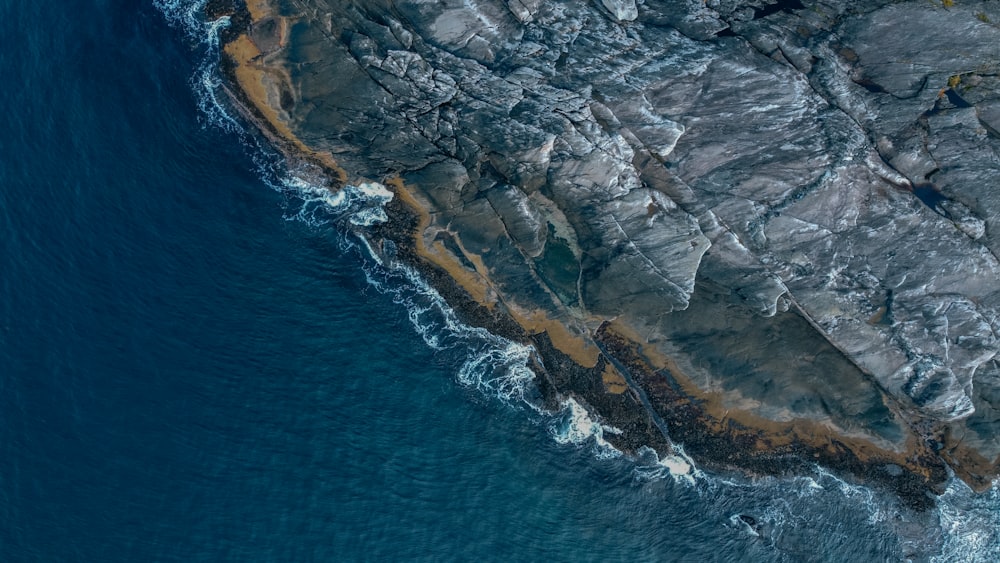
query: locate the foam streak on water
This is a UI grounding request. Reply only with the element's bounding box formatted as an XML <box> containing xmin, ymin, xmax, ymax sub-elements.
<box><xmin>152</xmin><ymin>1</ymin><xmax>1000</xmax><ymax>559</ymax></box>
<box><xmin>357</xmin><ymin>240</ymin><xmax>540</xmax><ymax>408</ymax></box>
<box><xmin>632</xmin><ymin>445</ymin><xmax>700</xmax><ymax>484</ymax></box>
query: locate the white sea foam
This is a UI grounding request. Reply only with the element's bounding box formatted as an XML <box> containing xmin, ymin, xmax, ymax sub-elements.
<box><xmin>193</xmin><ymin>57</ymin><xmax>243</xmax><ymax>133</ymax></box>
<box><xmin>456</xmin><ymin>340</ymin><xmax>537</xmax><ymax>404</ymax></box>
<box><xmin>155</xmin><ymin>0</ymin><xmax>245</xmax><ymax>134</ymax></box>
<box><xmin>550</xmin><ymin>397</ymin><xmax>622</xmax><ymax>460</ymax></box>
<box><xmin>810</xmin><ymin>466</ymin><xmax>888</xmax><ymax>526</ymax></box>
<box><xmin>153</xmin><ymin>0</ymin><xmax>207</xmax><ymax>34</ymax></box>
<box><xmin>388</xmin><ymin>263</ymin><xmax>540</xmax><ymax>407</ymax></box>
<box><xmin>287</xmin><ymin>178</ymin><xmax>394</xmax><ymax>227</ymax></box>
<box><xmin>190</xmin><ymin>13</ymin><xmax>257</xmax><ymax>136</ymax></box>
<box><xmin>633</xmin><ymin>444</ymin><xmax>701</xmax><ymax>484</ymax></box>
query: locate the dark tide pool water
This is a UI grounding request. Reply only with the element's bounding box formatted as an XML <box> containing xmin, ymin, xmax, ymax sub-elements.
<box><xmin>1</xmin><ymin>1</ymin><xmax>997</xmax><ymax>561</ymax></box>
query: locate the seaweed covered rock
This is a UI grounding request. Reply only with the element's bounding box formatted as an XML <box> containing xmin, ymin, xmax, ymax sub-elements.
<box><xmin>220</xmin><ymin>0</ymin><xmax>1000</xmax><ymax>503</ymax></box>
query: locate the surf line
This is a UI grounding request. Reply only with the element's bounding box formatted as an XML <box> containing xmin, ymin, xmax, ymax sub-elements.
<box><xmin>155</xmin><ymin>0</ymin><xmax>705</xmax><ymax>487</ymax></box>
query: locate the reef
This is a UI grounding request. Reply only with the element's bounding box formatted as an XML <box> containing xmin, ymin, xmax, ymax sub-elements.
<box><xmin>209</xmin><ymin>0</ymin><xmax>1000</xmax><ymax>509</ymax></box>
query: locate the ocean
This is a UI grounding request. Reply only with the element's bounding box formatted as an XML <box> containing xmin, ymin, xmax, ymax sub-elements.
<box><xmin>0</xmin><ymin>0</ymin><xmax>997</xmax><ymax>560</ymax></box>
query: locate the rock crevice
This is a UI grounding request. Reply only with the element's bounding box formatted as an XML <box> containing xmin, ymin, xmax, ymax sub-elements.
<box><xmin>217</xmin><ymin>0</ymin><xmax>1000</xmax><ymax>503</ymax></box>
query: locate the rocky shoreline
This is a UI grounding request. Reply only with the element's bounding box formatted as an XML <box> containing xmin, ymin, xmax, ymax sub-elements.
<box><xmin>206</xmin><ymin>0</ymin><xmax>1000</xmax><ymax>510</ymax></box>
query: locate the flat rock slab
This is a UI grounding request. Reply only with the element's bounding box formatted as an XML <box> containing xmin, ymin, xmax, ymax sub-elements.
<box><xmin>219</xmin><ymin>0</ymin><xmax>1000</xmax><ymax>503</ymax></box>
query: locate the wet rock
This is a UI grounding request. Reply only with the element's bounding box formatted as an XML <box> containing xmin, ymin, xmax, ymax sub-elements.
<box><xmin>601</xmin><ymin>0</ymin><xmax>638</xmax><ymax>22</ymax></box>
<box><xmin>226</xmin><ymin>0</ymin><xmax>1000</xmax><ymax>497</ymax></box>
<box><xmin>738</xmin><ymin>514</ymin><xmax>760</xmax><ymax>534</ymax></box>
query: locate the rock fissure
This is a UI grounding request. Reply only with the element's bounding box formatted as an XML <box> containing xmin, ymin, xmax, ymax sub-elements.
<box><xmin>216</xmin><ymin>0</ymin><xmax>1000</xmax><ymax>506</ymax></box>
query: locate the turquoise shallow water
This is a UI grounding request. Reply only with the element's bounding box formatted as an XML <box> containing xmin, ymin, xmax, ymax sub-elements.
<box><xmin>1</xmin><ymin>0</ymin><xmax>998</xmax><ymax>560</ymax></box>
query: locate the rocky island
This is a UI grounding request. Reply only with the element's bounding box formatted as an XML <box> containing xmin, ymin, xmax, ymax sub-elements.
<box><xmin>209</xmin><ymin>0</ymin><xmax>1000</xmax><ymax>509</ymax></box>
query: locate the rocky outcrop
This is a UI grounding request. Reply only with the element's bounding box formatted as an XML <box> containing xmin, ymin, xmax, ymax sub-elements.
<box><xmin>216</xmin><ymin>0</ymin><xmax>1000</xmax><ymax>504</ymax></box>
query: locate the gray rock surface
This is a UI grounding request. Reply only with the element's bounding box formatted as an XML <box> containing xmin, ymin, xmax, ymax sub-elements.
<box><xmin>244</xmin><ymin>0</ymin><xmax>1000</xmax><ymax>485</ymax></box>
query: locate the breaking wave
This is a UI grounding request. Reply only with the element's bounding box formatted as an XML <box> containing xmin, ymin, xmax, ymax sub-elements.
<box><xmin>353</xmin><ymin>230</ymin><xmax>541</xmax><ymax>408</ymax></box>
<box><xmin>550</xmin><ymin>397</ymin><xmax>624</xmax><ymax>459</ymax></box>
<box><xmin>632</xmin><ymin>445</ymin><xmax>701</xmax><ymax>484</ymax></box>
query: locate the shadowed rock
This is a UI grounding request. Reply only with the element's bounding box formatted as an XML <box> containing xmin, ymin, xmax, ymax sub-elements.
<box><xmin>218</xmin><ymin>0</ymin><xmax>1000</xmax><ymax>503</ymax></box>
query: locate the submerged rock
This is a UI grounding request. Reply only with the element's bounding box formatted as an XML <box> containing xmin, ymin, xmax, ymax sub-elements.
<box><xmin>218</xmin><ymin>0</ymin><xmax>1000</xmax><ymax>505</ymax></box>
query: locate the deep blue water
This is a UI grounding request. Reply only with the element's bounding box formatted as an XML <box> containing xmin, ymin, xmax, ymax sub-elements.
<box><xmin>1</xmin><ymin>1</ymin><xmax>997</xmax><ymax>561</ymax></box>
